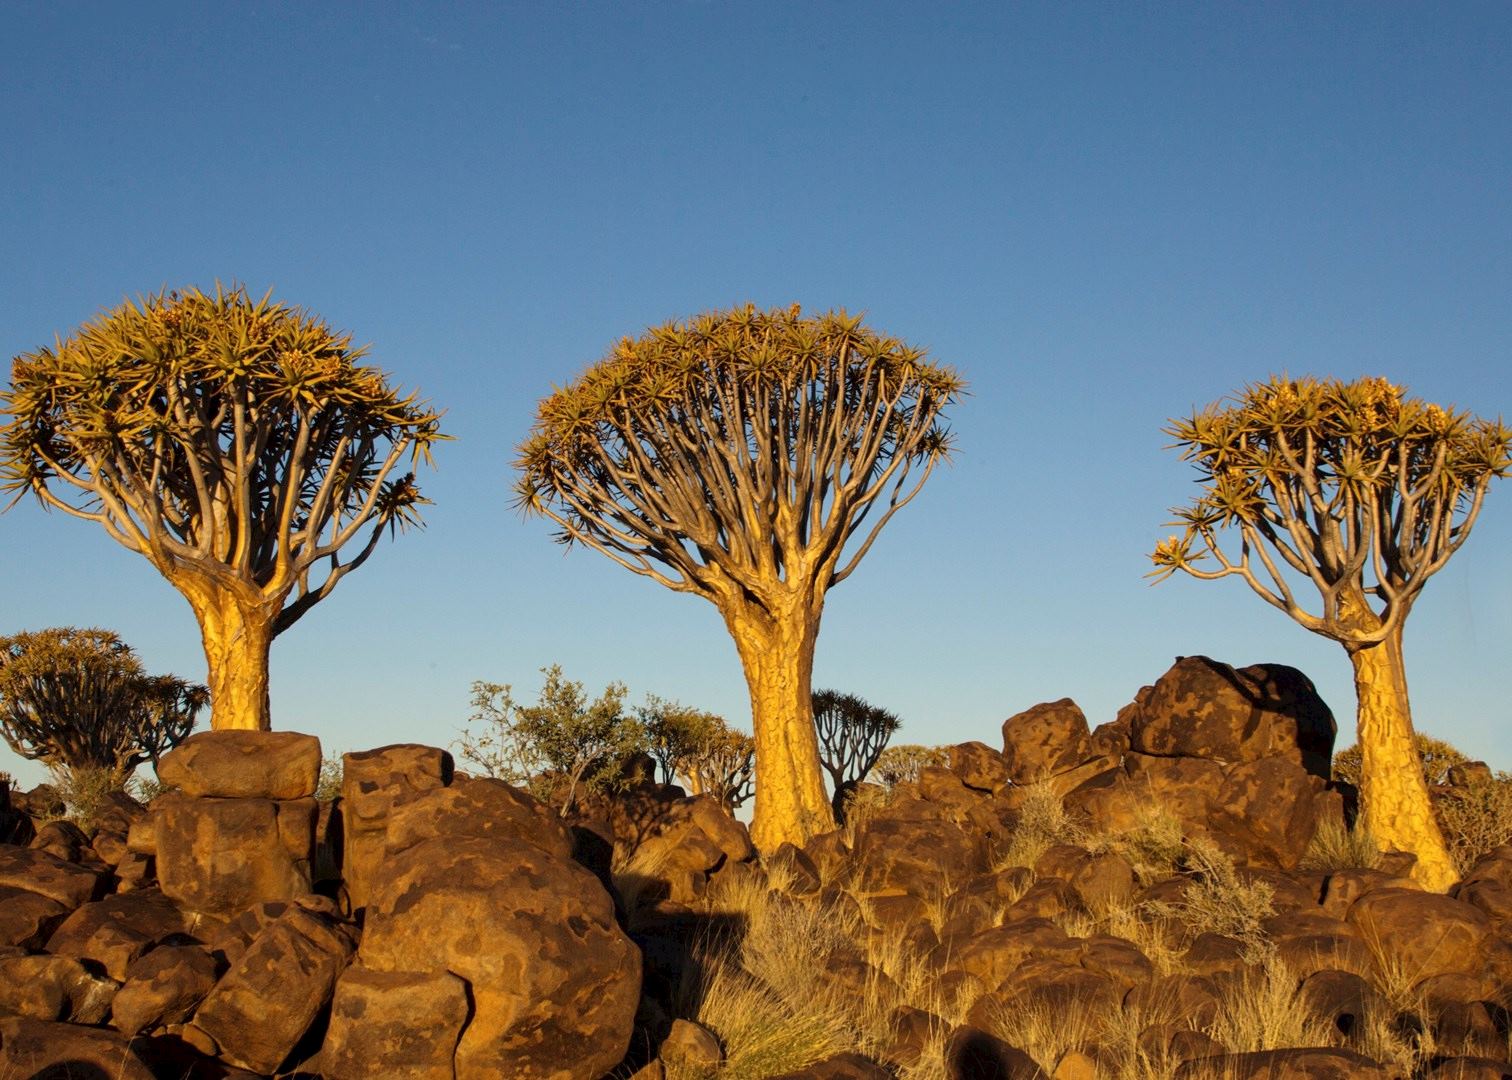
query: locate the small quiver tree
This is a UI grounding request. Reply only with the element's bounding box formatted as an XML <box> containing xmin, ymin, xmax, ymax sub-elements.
<box><xmin>812</xmin><ymin>688</ymin><xmax>901</xmax><ymax>818</ymax></box>
<box><xmin>1151</xmin><ymin>376</ymin><xmax>1511</xmax><ymax>890</ymax></box>
<box><xmin>0</xmin><ymin>627</ymin><xmax>207</xmax><ymax>785</ymax></box>
<box><xmin>515</xmin><ymin>304</ymin><xmax>963</xmax><ymax>850</ymax></box>
<box><xmin>0</xmin><ymin>285</ymin><xmax>446</xmax><ymax>730</ymax></box>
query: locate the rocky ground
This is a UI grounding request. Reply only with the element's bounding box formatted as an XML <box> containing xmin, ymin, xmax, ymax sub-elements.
<box><xmin>0</xmin><ymin>654</ymin><xmax>1509</xmax><ymax>1079</ymax></box>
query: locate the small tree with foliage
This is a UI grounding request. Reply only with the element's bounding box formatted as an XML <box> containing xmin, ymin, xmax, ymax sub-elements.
<box><xmin>1152</xmin><ymin>375</ymin><xmax>1511</xmax><ymax>889</ymax></box>
<box><xmin>517</xmin><ymin>304</ymin><xmax>963</xmax><ymax>849</ymax></box>
<box><xmin>688</xmin><ymin>724</ymin><xmax>756</xmax><ymax>809</ymax></box>
<box><xmin>1333</xmin><ymin>732</ymin><xmax>1467</xmax><ymax>789</ymax></box>
<box><xmin>812</xmin><ymin>689</ymin><xmax>901</xmax><ymax>816</ymax></box>
<box><xmin>0</xmin><ymin>627</ymin><xmax>206</xmax><ymax>784</ymax></box>
<box><xmin>1</xmin><ymin>285</ymin><xmax>446</xmax><ymax>731</ymax></box>
<box><xmin>640</xmin><ymin>695</ymin><xmax>724</xmax><ymax>786</ymax></box>
<box><xmin>459</xmin><ymin>665</ymin><xmax>643</xmax><ymax>815</ymax></box>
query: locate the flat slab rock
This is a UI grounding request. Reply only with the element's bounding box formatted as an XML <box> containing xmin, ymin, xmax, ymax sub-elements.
<box><xmin>157</xmin><ymin>729</ymin><xmax>322</xmax><ymax>799</ymax></box>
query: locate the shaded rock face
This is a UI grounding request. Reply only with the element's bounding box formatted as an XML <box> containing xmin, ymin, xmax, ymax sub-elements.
<box><xmin>1126</xmin><ymin>655</ymin><xmax>1336</xmax><ymax>779</ymax></box>
<box><xmin>340</xmin><ymin>742</ymin><xmax>453</xmax><ymax>912</ymax></box>
<box><xmin>153</xmin><ymin>790</ymin><xmax>316</xmax><ymax>915</ymax></box>
<box><xmin>359</xmin><ymin>832</ymin><xmax>640</xmax><ymax>1079</ymax></box>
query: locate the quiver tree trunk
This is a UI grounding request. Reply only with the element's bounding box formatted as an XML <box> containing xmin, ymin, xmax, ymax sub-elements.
<box><xmin>1348</xmin><ymin>625</ymin><xmax>1458</xmax><ymax>891</ymax></box>
<box><xmin>727</xmin><ymin>599</ymin><xmax>834</xmax><ymax>852</ymax></box>
<box><xmin>175</xmin><ymin>574</ymin><xmax>278</xmax><ymax>732</ymax></box>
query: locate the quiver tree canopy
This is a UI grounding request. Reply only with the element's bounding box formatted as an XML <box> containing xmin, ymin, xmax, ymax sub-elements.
<box><xmin>812</xmin><ymin>688</ymin><xmax>901</xmax><ymax>816</ymax></box>
<box><xmin>1</xmin><ymin>284</ymin><xmax>447</xmax><ymax>730</ymax></box>
<box><xmin>0</xmin><ymin>627</ymin><xmax>207</xmax><ymax>780</ymax></box>
<box><xmin>1151</xmin><ymin>375</ymin><xmax>1511</xmax><ymax>890</ymax></box>
<box><xmin>516</xmin><ymin>303</ymin><xmax>963</xmax><ymax>849</ymax></box>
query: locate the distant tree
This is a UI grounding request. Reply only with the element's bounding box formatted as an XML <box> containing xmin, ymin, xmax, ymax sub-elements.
<box><xmin>0</xmin><ymin>627</ymin><xmax>206</xmax><ymax>784</ymax></box>
<box><xmin>459</xmin><ymin>665</ymin><xmax>644</xmax><ymax>815</ymax></box>
<box><xmin>639</xmin><ymin>695</ymin><xmax>724</xmax><ymax>786</ymax></box>
<box><xmin>868</xmin><ymin>743</ymin><xmax>948</xmax><ymax>788</ymax></box>
<box><xmin>516</xmin><ymin>304</ymin><xmax>963</xmax><ymax>849</ymax></box>
<box><xmin>1152</xmin><ymin>375</ymin><xmax>1511</xmax><ymax>890</ymax></box>
<box><xmin>0</xmin><ymin>285</ymin><xmax>446</xmax><ymax>730</ymax></box>
<box><xmin>812</xmin><ymin>689</ymin><xmax>901</xmax><ymax>816</ymax></box>
<box><xmin>687</xmin><ymin>725</ymin><xmax>756</xmax><ymax>810</ymax></box>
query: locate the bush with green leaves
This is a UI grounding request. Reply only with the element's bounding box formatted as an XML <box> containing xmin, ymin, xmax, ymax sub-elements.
<box><xmin>640</xmin><ymin>695</ymin><xmax>755</xmax><ymax>808</ymax></box>
<box><xmin>457</xmin><ymin>664</ymin><xmax>644</xmax><ymax>815</ymax></box>
<box><xmin>0</xmin><ymin>627</ymin><xmax>206</xmax><ymax>784</ymax></box>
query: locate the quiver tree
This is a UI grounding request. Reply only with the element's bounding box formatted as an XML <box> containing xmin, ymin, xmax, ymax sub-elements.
<box><xmin>812</xmin><ymin>688</ymin><xmax>901</xmax><ymax>816</ymax></box>
<box><xmin>1151</xmin><ymin>375</ymin><xmax>1511</xmax><ymax>890</ymax></box>
<box><xmin>1</xmin><ymin>285</ymin><xmax>446</xmax><ymax>730</ymax></box>
<box><xmin>0</xmin><ymin>627</ymin><xmax>207</xmax><ymax>782</ymax></box>
<box><xmin>516</xmin><ymin>304</ymin><xmax>963</xmax><ymax>849</ymax></box>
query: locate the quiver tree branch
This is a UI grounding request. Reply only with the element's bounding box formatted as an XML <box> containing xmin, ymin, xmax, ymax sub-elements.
<box><xmin>1150</xmin><ymin>375</ymin><xmax>1511</xmax><ymax>891</ymax></box>
<box><xmin>1</xmin><ymin>284</ymin><xmax>448</xmax><ymax>730</ymax></box>
<box><xmin>516</xmin><ymin>304</ymin><xmax>963</xmax><ymax>849</ymax></box>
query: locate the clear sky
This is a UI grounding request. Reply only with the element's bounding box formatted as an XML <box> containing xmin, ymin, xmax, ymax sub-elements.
<box><xmin>2</xmin><ymin>3</ymin><xmax>1508</xmax><ymax>789</ymax></box>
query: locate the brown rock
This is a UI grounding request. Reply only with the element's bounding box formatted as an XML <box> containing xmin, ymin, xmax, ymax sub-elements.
<box><xmin>1275</xmin><ymin>933</ymin><xmax>1375</xmax><ymax>980</ymax></box>
<box><xmin>1433</xmin><ymin>1000</ymin><xmax>1505</xmax><ymax>1059</ymax></box>
<box><xmin>661</xmin><ymin>1017</ymin><xmax>723</xmax><ymax>1073</ymax></box>
<box><xmin>949</xmin><ymin>917</ymin><xmax>1078</xmax><ymax>988</ymax></box>
<box><xmin>1124</xmin><ymin>973</ymin><xmax>1223</xmax><ymax>1029</ymax></box>
<box><xmin>1004</xmin><ymin>877</ymin><xmax>1081</xmax><ymax>921</ymax></box>
<box><xmin>0</xmin><ymin>1016</ymin><xmax>155</xmax><ymax>1080</ymax></box>
<box><xmin>1136</xmin><ymin>1024</ymin><xmax>1225</xmax><ymax>1065</ymax></box>
<box><xmin>1122</xmin><ymin>752</ymin><xmax>1226</xmax><ymax>823</ymax></box>
<box><xmin>1347</xmin><ymin>887</ymin><xmax>1491</xmax><ymax>983</ymax></box>
<box><xmin>339</xmin><ymin>743</ymin><xmax>453</xmax><ymax>911</ymax></box>
<box><xmin>1001</xmin><ymin>698</ymin><xmax>1093</xmax><ymax>783</ymax></box>
<box><xmin>1425</xmin><ymin>1058</ymin><xmax>1512</xmax><ymax>1080</ymax></box>
<box><xmin>157</xmin><ymin>729</ymin><xmax>322</xmax><ymax>799</ymax></box>
<box><xmin>193</xmin><ymin>903</ymin><xmax>357</xmax><ymax>1074</ymax></box>
<box><xmin>951</xmin><ymin>741</ymin><xmax>1012</xmax><ymax>793</ymax></box>
<box><xmin>1174</xmin><ymin>1047</ymin><xmax>1389</xmax><ymax>1078</ymax></box>
<box><xmin>386</xmin><ymin>774</ymin><xmax>574</xmax><ymax>860</ymax></box>
<box><xmin>322</xmin><ymin>965</ymin><xmax>471</xmax><ymax>1080</ymax></box>
<box><xmin>944</xmin><ymin>1025</ymin><xmax>1047</xmax><ymax>1079</ymax></box>
<box><xmin>1080</xmin><ymin>934</ymin><xmax>1154</xmax><ymax>993</ymax></box>
<box><xmin>0</xmin><ymin>884</ymin><xmax>68</xmax><ymax>948</ymax></box>
<box><xmin>0</xmin><ymin>952</ymin><xmax>117</xmax><ymax>1022</ymax></box>
<box><xmin>0</xmin><ymin>843</ymin><xmax>103</xmax><ymax>908</ymax></box>
<box><xmin>767</xmin><ymin>842</ymin><xmax>822</xmax><ymax>896</ymax></box>
<box><xmin>617</xmin><ymin>795</ymin><xmax>755</xmax><ymax>903</ymax></box>
<box><xmin>29</xmin><ymin>818</ymin><xmax>89</xmax><ymax>861</ymax></box>
<box><xmin>1296</xmin><ymin>968</ymin><xmax>1382</xmax><ymax>1038</ymax></box>
<box><xmin>1053</xmin><ymin>1050</ymin><xmax>1099</xmax><ymax>1080</ymax></box>
<box><xmin>111</xmin><ymin>943</ymin><xmax>222</xmax><ymax>1034</ymax></box>
<box><xmin>1062</xmin><ymin>767</ymin><xmax>1144</xmax><ymax>833</ymax></box>
<box><xmin>852</xmin><ymin>808</ymin><xmax>987</xmax><ymax>890</ymax></box>
<box><xmin>881</xmin><ymin>1005</ymin><xmax>947</xmax><ymax>1068</ymax></box>
<box><xmin>1319</xmin><ymin>867</ymin><xmax>1417</xmax><ymax>917</ymax></box>
<box><xmin>359</xmin><ymin>833</ymin><xmax>639</xmax><ymax>1079</ymax></box>
<box><xmin>154</xmin><ymin>791</ymin><xmax>314</xmax><ymax>915</ymax></box>
<box><xmin>43</xmin><ymin>888</ymin><xmax>188</xmax><ymax>980</ymax></box>
<box><xmin>1208</xmin><ymin>757</ymin><xmax>1321</xmax><ymax>869</ymax></box>
<box><xmin>1127</xmin><ymin>656</ymin><xmax>1336</xmax><ymax>777</ymax></box>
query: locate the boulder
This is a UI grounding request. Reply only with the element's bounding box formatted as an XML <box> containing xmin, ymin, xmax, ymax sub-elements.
<box><xmin>1122</xmin><ymin>753</ymin><xmax>1225</xmax><ymax>823</ymax></box>
<box><xmin>0</xmin><ymin>1016</ymin><xmax>156</xmax><ymax>1080</ymax></box>
<box><xmin>359</xmin><ymin>832</ymin><xmax>639</xmax><ymax>1079</ymax></box>
<box><xmin>1208</xmin><ymin>757</ymin><xmax>1321</xmax><ymax>869</ymax></box>
<box><xmin>154</xmin><ymin>790</ymin><xmax>315</xmax><ymax>915</ymax></box>
<box><xmin>1296</xmin><ymin>968</ymin><xmax>1382</xmax><ymax>1037</ymax></box>
<box><xmin>386</xmin><ymin>774</ymin><xmax>574</xmax><ymax>860</ymax></box>
<box><xmin>111</xmin><ymin>942</ymin><xmax>222</xmax><ymax>1034</ymax></box>
<box><xmin>1127</xmin><ymin>656</ymin><xmax>1336</xmax><ymax>777</ymax></box>
<box><xmin>30</xmin><ymin>818</ymin><xmax>90</xmax><ymax>862</ymax></box>
<box><xmin>44</xmin><ymin>889</ymin><xmax>187</xmax><ymax>981</ymax></box>
<box><xmin>340</xmin><ymin>742</ymin><xmax>453</xmax><ymax>911</ymax></box>
<box><xmin>948</xmin><ymin>917</ymin><xmax>1079</xmax><ymax>989</ymax></box>
<box><xmin>0</xmin><ymin>843</ymin><xmax>103</xmax><ymax>909</ymax></box>
<box><xmin>852</xmin><ymin>804</ymin><xmax>988</xmax><ymax>890</ymax></box>
<box><xmin>1425</xmin><ymin>1059</ymin><xmax>1512</xmax><ymax>1080</ymax></box>
<box><xmin>950</xmin><ymin>741</ymin><xmax>1012</xmax><ymax>793</ymax></box>
<box><xmin>616</xmin><ymin>795</ymin><xmax>755</xmax><ymax>903</ymax></box>
<box><xmin>1347</xmin><ymin>888</ymin><xmax>1491</xmax><ymax>983</ymax></box>
<box><xmin>0</xmin><ymin>952</ymin><xmax>117</xmax><ymax>1022</ymax></box>
<box><xmin>660</xmin><ymin>1017</ymin><xmax>724</xmax><ymax>1074</ymax></box>
<box><xmin>322</xmin><ymin>965</ymin><xmax>471</xmax><ymax>1080</ymax></box>
<box><xmin>1001</xmin><ymin>698</ymin><xmax>1093</xmax><ymax>783</ymax></box>
<box><xmin>0</xmin><ymin>883</ymin><xmax>68</xmax><ymax>948</ymax></box>
<box><xmin>156</xmin><ymin>729</ymin><xmax>322</xmax><ymax>799</ymax></box>
<box><xmin>193</xmin><ymin>902</ymin><xmax>358</xmax><ymax>1074</ymax></box>
<box><xmin>944</xmin><ymin>1026</ymin><xmax>1047</xmax><ymax>1079</ymax></box>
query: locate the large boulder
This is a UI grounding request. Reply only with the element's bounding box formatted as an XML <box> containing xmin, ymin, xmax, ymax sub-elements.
<box><xmin>157</xmin><ymin>730</ymin><xmax>322</xmax><ymax>799</ymax></box>
<box><xmin>322</xmin><ymin>965</ymin><xmax>471</xmax><ymax>1080</ymax></box>
<box><xmin>340</xmin><ymin>743</ymin><xmax>453</xmax><ymax>911</ymax></box>
<box><xmin>1207</xmin><ymin>757</ymin><xmax>1323</xmax><ymax>869</ymax></box>
<box><xmin>1001</xmin><ymin>698</ymin><xmax>1094</xmax><ymax>783</ymax></box>
<box><xmin>0</xmin><ymin>952</ymin><xmax>117</xmax><ymax>1022</ymax></box>
<box><xmin>193</xmin><ymin>901</ymin><xmax>358</xmax><ymax>1074</ymax></box>
<box><xmin>0</xmin><ymin>1016</ymin><xmax>156</xmax><ymax>1080</ymax></box>
<box><xmin>153</xmin><ymin>790</ymin><xmax>315</xmax><ymax>915</ymax></box>
<box><xmin>1127</xmin><ymin>657</ymin><xmax>1336</xmax><ymax>777</ymax></box>
<box><xmin>43</xmin><ymin>888</ymin><xmax>188</xmax><ymax>980</ymax></box>
<box><xmin>359</xmin><ymin>831</ymin><xmax>640</xmax><ymax>1079</ymax></box>
<box><xmin>1347</xmin><ymin>888</ymin><xmax>1492</xmax><ymax>984</ymax></box>
<box><xmin>0</xmin><ymin>884</ymin><xmax>69</xmax><ymax>948</ymax></box>
<box><xmin>111</xmin><ymin>942</ymin><xmax>223</xmax><ymax>1034</ymax></box>
<box><xmin>0</xmin><ymin>844</ymin><xmax>104</xmax><ymax>909</ymax></box>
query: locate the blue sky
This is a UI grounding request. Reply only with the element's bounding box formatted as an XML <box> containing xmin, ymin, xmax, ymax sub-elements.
<box><xmin>2</xmin><ymin>3</ymin><xmax>1508</xmax><ymax>788</ymax></box>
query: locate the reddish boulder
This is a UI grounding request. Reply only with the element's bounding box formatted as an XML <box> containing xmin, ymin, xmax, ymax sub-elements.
<box><xmin>1347</xmin><ymin>888</ymin><xmax>1491</xmax><ymax>983</ymax></box>
<box><xmin>339</xmin><ymin>742</ymin><xmax>453</xmax><ymax>911</ymax></box>
<box><xmin>852</xmin><ymin>803</ymin><xmax>988</xmax><ymax>890</ymax></box>
<box><xmin>111</xmin><ymin>943</ymin><xmax>222</xmax><ymax>1034</ymax></box>
<box><xmin>322</xmin><ymin>965</ymin><xmax>471</xmax><ymax>1079</ymax></box>
<box><xmin>1001</xmin><ymin>698</ymin><xmax>1093</xmax><ymax>783</ymax></box>
<box><xmin>154</xmin><ymin>791</ymin><xmax>315</xmax><ymax>915</ymax></box>
<box><xmin>1127</xmin><ymin>656</ymin><xmax>1336</xmax><ymax>777</ymax></box>
<box><xmin>1208</xmin><ymin>757</ymin><xmax>1321</xmax><ymax>869</ymax></box>
<box><xmin>44</xmin><ymin>888</ymin><xmax>187</xmax><ymax>980</ymax></box>
<box><xmin>0</xmin><ymin>884</ymin><xmax>68</xmax><ymax>948</ymax></box>
<box><xmin>359</xmin><ymin>833</ymin><xmax>639</xmax><ymax>1079</ymax></box>
<box><xmin>0</xmin><ymin>844</ymin><xmax>103</xmax><ymax>909</ymax></box>
<box><xmin>0</xmin><ymin>1016</ymin><xmax>156</xmax><ymax>1080</ymax></box>
<box><xmin>193</xmin><ymin>902</ymin><xmax>358</xmax><ymax>1074</ymax></box>
<box><xmin>29</xmin><ymin>818</ymin><xmax>89</xmax><ymax>861</ymax></box>
<box><xmin>0</xmin><ymin>952</ymin><xmax>116</xmax><ymax>1022</ymax></box>
<box><xmin>950</xmin><ymin>741</ymin><xmax>1012</xmax><ymax>793</ymax></box>
<box><xmin>157</xmin><ymin>729</ymin><xmax>322</xmax><ymax>798</ymax></box>
<box><xmin>1123</xmin><ymin>752</ymin><xmax>1225</xmax><ymax>823</ymax></box>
